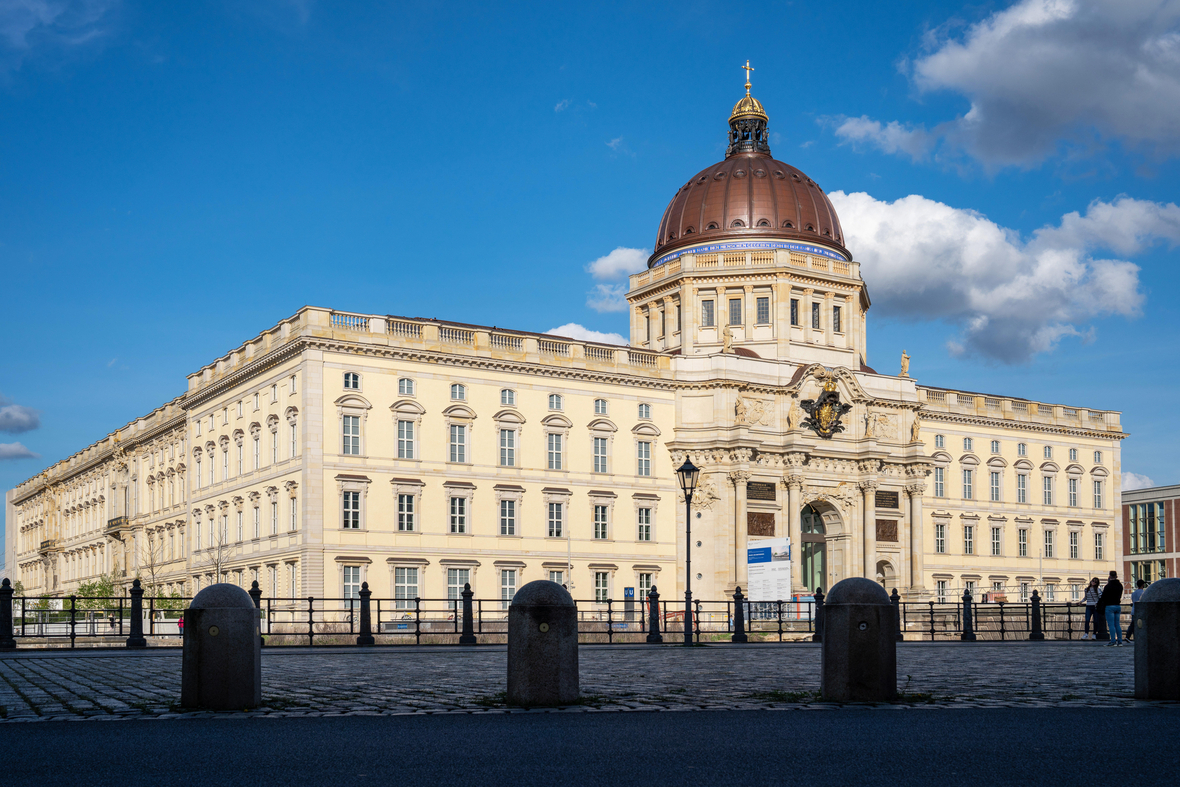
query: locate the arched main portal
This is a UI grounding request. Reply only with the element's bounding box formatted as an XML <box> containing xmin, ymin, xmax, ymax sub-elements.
<box><xmin>800</xmin><ymin>504</ymin><xmax>826</xmax><ymax>592</ymax></box>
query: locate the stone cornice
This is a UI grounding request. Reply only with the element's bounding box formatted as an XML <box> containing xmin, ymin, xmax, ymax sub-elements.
<box><xmin>923</xmin><ymin>410</ymin><xmax>1126</xmax><ymax>441</ymax></box>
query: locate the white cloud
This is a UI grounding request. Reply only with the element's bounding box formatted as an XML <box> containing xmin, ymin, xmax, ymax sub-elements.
<box><xmin>0</xmin><ymin>0</ymin><xmax>120</xmax><ymax>70</ymax></box>
<box><xmin>0</xmin><ymin>397</ymin><xmax>40</xmax><ymax>433</ymax></box>
<box><xmin>0</xmin><ymin>441</ymin><xmax>38</xmax><ymax>460</ymax></box>
<box><xmin>554</xmin><ymin>98</ymin><xmax>571</xmax><ymax>112</ymax></box>
<box><xmin>545</xmin><ymin>323</ymin><xmax>627</xmax><ymax>346</ymax></box>
<box><xmin>1123</xmin><ymin>472</ymin><xmax>1157</xmax><ymax>491</ymax></box>
<box><xmin>833</xmin><ymin>116</ymin><xmax>933</xmax><ymax>161</ymax></box>
<box><xmin>586</xmin><ymin>247</ymin><xmax>649</xmax><ymax>281</ymax></box>
<box><xmin>837</xmin><ymin>0</ymin><xmax>1180</xmax><ymax>166</ymax></box>
<box><xmin>828</xmin><ymin>191</ymin><xmax>1180</xmax><ymax>361</ymax></box>
<box><xmin>606</xmin><ymin>136</ymin><xmax>623</xmax><ymax>150</ymax></box>
<box><xmin>586</xmin><ymin>283</ymin><xmax>629</xmax><ymax>313</ymax></box>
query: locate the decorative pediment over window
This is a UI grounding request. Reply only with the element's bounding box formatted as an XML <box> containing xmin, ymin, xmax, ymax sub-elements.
<box><xmin>541</xmin><ymin>413</ymin><xmax>573</xmax><ymax>429</ymax></box>
<box><xmin>493</xmin><ymin>409</ymin><xmax>526</xmax><ymax>424</ymax></box>
<box><xmin>1090</xmin><ymin>466</ymin><xmax>1109</xmax><ymax>478</ymax></box>
<box><xmin>1040</xmin><ymin>461</ymin><xmax>1060</xmax><ymax>473</ymax></box>
<box><xmin>986</xmin><ymin>456</ymin><xmax>1008</xmax><ymax>468</ymax></box>
<box><xmin>334</xmin><ymin>394</ymin><xmax>372</xmax><ymax>410</ymax></box>
<box><xmin>931</xmin><ymin>451</ymin><xmax>953</xmax><ymax>466</ymax></box>
<box><xmin>632</xmin><ymin>422</ymin><xmax>661</xmax><ymax>437</ymax></box>
<box><xmin>391</xmin><ymin>399</ymin><xmax>426</xmax><ymax>416</ymax></box>
<box><xmin>959</xmin><ymin>454</ymin><xmax>980</xmax><ymax>467</ymax></box>
<box><xmin>442</xmin><ymin>404</ymin><xmax>477</xmax><ymax>420</ymax></box>
<box><xmin>587</xmin><ymin>418</ymin><xmax>617</xmax><ymax>433</ymax></box>
<box><xmin>1014</xmin><ymin>459</ymin><xmax>1034</xmax><ymax>471</ymax></box>
<box><xmin>1064</xmin><ymin>463</ymin><xmax>1084</xmax><ymax>476</ymax></box>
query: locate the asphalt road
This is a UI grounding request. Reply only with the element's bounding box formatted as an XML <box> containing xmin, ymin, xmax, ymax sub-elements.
<box><xmin>3</xmin><ymin>708</ymin><xmax>1177</xmax><ymax>786</ymax></box>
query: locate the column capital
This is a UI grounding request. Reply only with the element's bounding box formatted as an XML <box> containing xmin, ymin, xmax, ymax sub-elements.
<box><xmin>783</xmin><ymin>473</ymin><xmax>805</xmax><ymax>490</ymax></box>
<box><xmin>858</xmin><ymin>479</ymin><xmax>879</xmax><ymax>493</ymax></box>
<box><xmin>906</xmin><ymin>482</ymin><xmax>927</xmax><ymax>496</ymax></box>
<box><xmin>728</xmin><ymin>470</ymin><xmax>752</xmax><ymax>485</ymax></box>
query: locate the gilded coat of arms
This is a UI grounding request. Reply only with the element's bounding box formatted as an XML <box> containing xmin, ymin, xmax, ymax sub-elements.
<box><xmin>800</xmin><ymin>379</ymin><xmax>852</xmax><ymax>439</ymax></box>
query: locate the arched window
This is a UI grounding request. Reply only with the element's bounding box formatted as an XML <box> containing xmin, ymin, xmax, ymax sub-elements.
<box><xmin>501</xmin><ymin>389</ymin><xmax>516</xmax><ymax>406</ymax></box>
<box><xmin>594</xmin><ymin>398</ymin><xmax>608</xmax><ymax>415</ymax></box>
<box><xmin>548</xmin><ymin>394</ymin><xmax>563</xmax><ymax>410</ymax></box>
<box><xmin>637</xmin><ymin>403</ymin><xmax>651</xmax><ymax>420</ymax></box>
<box><xmin>451</xmin><ymin>384</ymin><xmax>466</xmax><ymax>401</ymax></box>
<box><xmin>343</xmin><ymin>372</ymin><xmax>360</xmax><ymax>390</ymax></box>
<box><xmin>398</xmin><ymin>378</ymin><xmax>415</xmax><ymax>396</ymax></box>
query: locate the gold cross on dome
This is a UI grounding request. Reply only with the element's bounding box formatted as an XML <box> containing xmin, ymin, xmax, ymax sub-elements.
<box><xmin>742</xmin><ymin>60</ymin><xmax>754</xmax><ymax>95</ymax></box>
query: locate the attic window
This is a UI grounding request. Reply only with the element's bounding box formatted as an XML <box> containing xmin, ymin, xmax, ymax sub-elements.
<box><xmin>730</xmin><ymin>219</ymin><xmax>745</xmax><ymax>228</ymax></box>
<box><xmin>684</xmin><ymin>227</ymin><xmax>695</xmax><ymax>234</ymax></box>
<box><xmin>756</xmin><ymin>219</ymin><xmax>771</xmax><ymax>227</ymax></box>
<box><xmin>805</xmin><ymin>223</ymin><xmax>815</xmax><ymax>232</ymax></box>
<box><xmin>782</xmin><ymin>221</ymin><xmax>794</xmax><ymax>229</ymax></box>
<box><xmin>706</xmin><ymin>222</ymin><xmax>719</xmax><ymax>230</ymax></box>
<box><xmin>822</xmin><ymin>228</ymin><xmax>831</xmax><ymax>236</ymax></box>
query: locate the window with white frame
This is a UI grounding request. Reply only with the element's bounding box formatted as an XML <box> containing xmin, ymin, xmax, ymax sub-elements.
<box><xmin>594</xmin><ymin>571</ymin><xmax>610</xmax><ymax>602</ymax></box>
<box><xmin>344</xmin><ymin>372</ymin><xmax>360</xmax><ymax>390</ymax></box>
<box><xmin>394</xmin><ymin>567</ymin><xmax>418</xmax><ymax>610</ymax></box>
<box><xmin>271</xmin><ymin>501</ymin><xmax>278</xmax><ymax>535</ymax></box>
<box><xmin>638</xmin><ymin>507</ymin><xmax>652</xmax><ymax>541</ymax></box>
<box><xmin>289</xmin><ymin>497</ymin><xmax>298</xmax><ymax>530</ymax></box>
<box><xmin>638</xmin><ymin>572</ymin><xmax>653</xmax><ymax>599</ymax></box>
<box><xmin>1019</xmin><ymin>528</ymin><xmax>1028</xmax><ymax>557</ymax></box>
<box><xmin>449</xmin><ymin>424</ymin><xmax>467</xmax><ymax>463</ymax></box>
<box><xmin>342</xmin><ymin>415</ymin><xmax>361</xmax><ymax>455</ymax></box>
<box><xmin>548</xmin><ymin>502</ymin><xmax>564</xmax><ymax>537</ymax></box>
<box><xmin>1094</xmin><ymin>532</ymin><xmax>1104</xmax><ymax>560</ymax></box>
<box><xmin>991</xmin><ymin>440</ymin><xmax>1000</xmax><ymax>454</ymax></box>
<box><xmin>1043</xmin><ymin>445</ymin><xmax>1053</xmax><ymax>459</ymax></box>
<box><xmin>1044</xmin><ymin>530</ymin><xmax>1054</xmax><ymax>558</ymax></box>
<box><xmin>547</xmin><ymin>433</ymin><xmax>563</xmax><ymax>470</ymax></box>
<box><xmin>1019</xmin><ymin>582</ymin><xmax>1030</xmax><ymax>602</ymax></box>
<box><xmin>343</xmin><ymin>491</ymin><xmax>361</xmax><ymax>529</ymax></box>
<box><xmin>593</xmin><ymin>398</ymin><xmax>608</xmax><ymax>415</ymax></box>
<box><xmin>935</xmin><ymin>434</ymin><xmax>945</xmax><ymax>449</ymax></box>
<box><xmin>548</xmin><ymin>570</ymin><xmax>565</xmax><ymax>585</ymax></box>
<box><xmin>756</xmin><ymin>296</ymin><xmax>770</xmax><ymax>324</ymax></box>
<box><xmin>343</xmin><ymin>566</ymin><xmax>361</xmax><ymax>607</ymax></box>
<box><xmin>965</xmin><ymin>580</ymin><xmax>977</xmax><ymax>597</ymax></box>
<box><xmin>936</xmin><ymin>579</ymin><xmax>947</xmax><ymax>603</ymax></box>
<box><xmin>991</xmin><ymin>527</ymin><xmax>1002</xmax><ymax>556</ymax></box>
<box><xmin>1018</xmin><ymin>442</ymin><xmax>1027</xmax><ymax>456</ymax></box>
<box><xmin>253</xmin><ymin>506</ymin><xmax>260</xmax><ymax>539</ymax></box>
<box><xmin>935</xmin><ymin>523</ymin><xmax>945</xmax><ymax>553</ymax></box>
<box><xmin>990</xmin><ymin>471</ymin><xmax>1001</xmax><ymax>502</ymax></box>
<box><xmin>963</xmin><ymin>525</ymin><xmax>974</xmax><ymax>555</ymax></box>
<box><xmin>593</xmin><ymin>505</ymin><xmax>608</xmax><ymax>540</ymax></box>
<box><xmin>399</xmin><ymin>378</ymin><xmax>415</xmax><ymax>396</ymax></box>
<box><xmin>501</xmin><ymin>569</ymin><xmax>517</xmax><ymax>609</ymax></box>
<box><xmin>637</xmin><ymin>441</ymin><xmax>651</xmax><ymax>477</ymax></box>
<box><xmin>447</xmin><ymin>568</ymin><xmax>470</xmax><ymax>609</ymax></box>
<box><xmin>271</xmin><ymin>384</ymin><xmax>278</xmax><ymax>402</ymax></box>
<box><xmin>548</xmin><ymin>394</ymin><xmax>563</xmax><ymax>410</ymax></box>
<box><xmin>289</xmin><ymin>422</ymin><xmax>297</xmax><ymax>457</ymax></box>
<box><xmin>934</xmin><ymin>467</ymin><xmax>945</xmax><ymax>497</ymax></box>
<box><xmin>1069</xmin><ymin>448</ymin><xmax>1078</xmax><ymax>462</ymax></box>
<box><xmin>1070</xmin><ymin>530</ymin><xmax>1079</xmax><ymax>559</ymax></box>
<box><xmin>1094</xmin><ymin>450</ymin><xmax>1102</xmax><ymax>464</ymax></box>
<box><xmin>397</xmin><ymin>493</ymin><xmax>414</xmax><ymax>531</ymax></box>
<box><xmin>253</xmin><ymin>433</ymin><xmax>260</xmax><ymax>470</ymax></box>
<box><xmin>449</xmin><ymin>496</ymin><xmax>467</xmax><ymax>534</ymax></box>
<box><xmin>499</xmin><ymin>429</ymin><xmax>516</xmax><ymax>467</ymax></box>
<box><xmin>701</xmin><ymin>299</ymin><xmax>715</xmax><ymax>327</ymax></box>
<box><xmin>1093</xmin><ymin>480</ymin><xmax>1103</xmax><ymax>509</ymax></box>
<box><xmin>962</xmin><ymin>469</ymin><xmax>974</xmax><ymax>499</ymax></box>
<box><xmin>1043</xmin><ymin>476</ymin><xmax>1054</xmax><ymax>506</ymax></box>
<box><xmin>451</xmin><ymin>384</ymin><xmax>466</xmax><ymax>401</ymax></box>
<box><xmin>811</xmin><ymin>301</ymin><xmax>820</xmax><ymax>329</ymax></box>
<box><xmin>1068</xmin><ymin>477</ymin><xmax>1078</xmax><ymax>507</ymax></box>
<box><xmin>290</xmin><ymin>374</ymin><xmax>296</xmax><ymax>393</ymax></box>
<box><xmin>1071</xmin><ymin>583</ymin><xmax>1080</xmax><ymax>601</ymax></box>
<box><xmin>397</xmin><ymin>420</ymin><xmax>415</xmax><ymax>459</ymax></box>
<box><xmin>1046</xmin><ymin>583</ymin><xmax>1056</xmax><ymax>601</ymax></box>
<box><xmin>593</xmin><ymin>437</ymin><xmax>608</xmax><ymax>473</ymax></box>
<box><xmin>271</xmin><ymin>428</ymin><xmax>278</xmax><ymax>464</ymax></box>
<box><xmin>501</xmin><ymin>389</ymin><xmax>515</xmax><ymax>406</ymax></box>
<box><xmin>963</xmin><ymin>437</ymin><xmax>973</xmax><ymax>452</ymax></box>
<box><xmin>1017</xmin><ymin>474</ymin><xmax>1028</xmax><ymax>503</ymax></box>
<box><xmin>500</xmin><ymin>499</ymin><xmax>516</xmax><ymax>535</ymax></box>
<box><xmin>236</xmin><ymin>511</ymin><xmax>243</xmax><ymax>541</ymax></box>
<box><xmin>832</xmin><ymin>304</ymin><xmax>841</xmax><ymax>332</ymax></box>
<box><xmin>638</xmin><ymin>403</ymin><xmax>651</xmax><ymax>420</ymax></box>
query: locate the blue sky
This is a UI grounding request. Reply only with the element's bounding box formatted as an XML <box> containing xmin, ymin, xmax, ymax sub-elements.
<box><xmin>3</xmin><ymin>0</ymin><xmax>1179</xmax><ymax>562</ymax></box>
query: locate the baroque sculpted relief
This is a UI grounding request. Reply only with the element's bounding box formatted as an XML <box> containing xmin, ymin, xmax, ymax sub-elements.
<box><xmin>735</xmin><ymin>393</ymin><xmax>774</xmax><ymax>427</ymax></box>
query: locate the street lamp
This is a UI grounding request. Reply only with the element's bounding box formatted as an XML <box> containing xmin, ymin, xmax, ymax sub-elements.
<box><xmin>676</xmin><ymin>457</ymin><xmax>700</xmax><ymax>646</ymax></box>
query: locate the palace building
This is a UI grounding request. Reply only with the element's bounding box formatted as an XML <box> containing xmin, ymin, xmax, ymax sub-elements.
<box><xmin>5</xmin><ymin>72</ymin><xmax>1128</xmax><ymax>607</ymax></box>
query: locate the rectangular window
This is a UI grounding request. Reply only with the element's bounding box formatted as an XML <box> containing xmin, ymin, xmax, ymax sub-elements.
<box><xmin>399</xmin><ymin>378</ymin><xmax>414</xmax><ymax>396</ymax></box>
<box><xmin>964</xmin><ymin>525</ymin><xmax>974</xmax><ymax>555</ymax></box>
<box><xmin>962</xmin><ymin>469</ymin><xmax>973</xmax><ymax>500</ymax></box>
<box><xmin>965</xmin><ymin>580</ymin><xmax>976</xmax><ymax>598</ymax></box>
<box><xmin>237</xmin><ymin>444</ymin><xmax>243</xmax><ymax>475</ymax></box>
<box><xmin>500</xmin><ymin>499</ymin><xmax>516</xmax><ymax>535</ymax></box>
<box><xmin>290</xmin><ymin>498</ymin><xmax>297</xmax><ymax>530</ymax></box>
<box><xmin>397</xmin><ymin>494</ymin><xmax>415</xmax><ymax>532</ymax></box>
<box><xmin>447</xmin><ymin>568</ymin><xmax>470</xmax><ymax>611</ymax></box>
<box><xmin>397</xmin><ymin>420</ymin><xmax>415</xmax><ymax>459</ymax></box>
<box><xmin>394</xmin><ymin>567</ymin><xmax>418</xmax><ymax>610</ymax></box>
<box><xmin>991</xmin><ymin>440</ymin><xmax>1000</xmax><ymax>453</ymax></box>
<box><xmin>1043</xmin><ymin>476</ymin><xmax>1053</xmax><ymax>506</ymax></box>
<box><xmin>209</xmin><ymin>455</ymin><xmax>215</xmax><ymax>486</ymax></box>
<box><xmin>935</xmin><ymin>434</ymin><xmax>944</xmax><ymax>448</ymax></box>
<box><xmin>253</xmin><ymin>506</ymin><xmax>260</xmax><ymax>539</ymax></box>
<box><xmin>547</xmin><ymin>432</ymin><xmax>563</xmax><ymax>470</ymax></box>
<box><xmin>594</xmin><ymin>571</ymin><xmax>610</xmax><ymax>603</ymax></box>
<box><xmin>936</xmin><ymin>580</ymin><xmax>947</xmax><ymax>603</ymax></box>
<box><xmin>253</xmin><ymin>436</ymin><xmax>259</xmax><ymax>470</ymax></box>
<box><xmin>636</xmin><ymin>441</ymin><xmax>651</xmax><ymax>477</ymax></box>
<box><xmin>701</xmin><ymin>299</ymin><xmax>715</xmax><ymax>327</ymax></box>
<box><xmin>594</xmin><ymin>505</ymin><xmax>608</xmax><ymax>540</ymax></box>
<box><xmin>548</xmin><ymin>502</ymin><xmax>564</xmax><ymax>537</ymax></box>
<box><xmin>1070</xmin><ymin>530</ymin><xmax>1079</xmax><ymax>559</ymax></box>
<box><xmin>934</xmin><ymin>467</ymin><xmax>945</xmax><ymax>497</ymax></box>
<box><xmin>501</xmin><ymin>569</ymin><xmax>517</xmax><ymax>609</ymax></box>
<box><xmin>811</xmin><ymin>301</ymin><xmax>820</xmax><ymax>329</ymax></box>
<box><xmin>1019</xmin><ymin>583</ymin><xmax>1030</xmax><ymax>602</ymax></box>
<box><xmin>1017</xmin><ymin>474</ymin><xmax>1028</xmax><ymax>504</ymax></box>
<box><xmin>1094</xmin><ymin>450</ymin><xmax>1103</xmax><ymax>464</ymax></box>
<box><xmin>1071</xmin><ymin>583</ymin><xmax>1080</xmax><ymax>601</ymax></box>
<box><xmin>1046</xmin><ymin>584</ymin><xmax>1056</xmax><ymax>601</ymax></box>
<box><xmin>1068</xmin><ymin>478</ymin><xmax>1078</xmax><ymax>507</ymax></box>
<box><xmin>449</xmin><ymin>424</ymin><xmax>467</xmax><ymax>463</ymax></box>
<box><xmin>290</xmin><ymin>374</ymin><xmax>297</xmax><ymax>394</ymax></box>
<box><xmin>343</xmin><ymin>566</ymin><xmax>361</xmax><ymax>607</ymax></box>
<box><xmin>790</xmin><ymin>299</ymin><xmax>798</xmax><ymax>326</ymax></box>
<box><xmin>271</xmin><ymin>431</ymin><xmax>278</xmax><ymax>464</ymax></box>
<box><xmin>756</xmin><ymin>296</ymin><xmax>770</xmax><ymax>324</ymax></box>
<box><xmin>593</xmin><ymin>437</ymin><xmax>608</xmax><ymax>473</ymax></box>
<box><xmin>271</xmin><ymin>502</ymin><xmax>278</xmax><ymax>536</ymax></box>
<box><xmin>989</xmin><ymin>471</ymin><xmax>1000</xmax><ymax>502</ymax></box>
<box><xmin>271</xmin><ymin>384</ymin><xmax>278</xmax><ymax>402</ymax></box>
<box><xmin>638</xmin><ymin>573</ymin><xmax>653</xmax><ymax>598</ymax></box>
<box><xmin>290</xmin><ymin>423</ymin><xmax>297</xmax><ymax>457</ymax></box>
<box><xmin>991</xmin><ymin>527</ymin><xmax>1002</xmax><ymax>556</ymax></box>
<box><xmin>1019</xmin><ymin>528</ymin><xmax>1028</xmax><ymax>557</ymax></box>
<box><xmin>1069</xmin><ymin>448</ymin><xmax>1078</xmax><ymax>462</ymax></box>
<box><xmin>499</xmin><ymin>429</ymin><xmax>516</xmax><ymax>467</ymax></box>
<box><xmin>342</xmin><ymin>415</ymin><xmax>361</xmax><ymax>455</ymax></box>
<box><xmin>963</xmin><ymin>437</ymin><xmax>973</xmax><ymax>452</ymax></box>
<box><xmin>443</xmin><ymin>496</ymin><xmax>465</xmax><ymax>534</ymax></box>
<box><xmin>1044</xmin><ymin>445</ymin><xmax>1052</xmax><ymax>459</ymax></box>
<box><xmin>832</xmin><ymin>305</ymin><xmax>842</xmax><ymax>333</ymax></box>
<box><xmin>1044</xmin><ymin>530</ymin><xmax>1054</xmax><ymax>558</ymax></box>
<box><xmin>1095</xmin><ymin>532</ymin><xmax>1104</xmax><ymax>560</ymax></box>
<box><xmin>935</xmin><ymin>523</ymin><xmax>945</xmax><ymax>554</ymax></box>
<box><xmin>637</xmin><ymin>507</ymin><xmax>652</xmax><ymax>541</ymax></box>
<box><xmin>728</xmin><ymin>298</ymin><xmax>742</xmax><ymax>326</ymax></box>
<box><xmin>236</xmin><ymin>511</ymin><xmax>243</xmax><ymax>542</ymax></box>
<box><xmin>1093</xmin><ymin>480</ymin><xmax>1102</xmax><ymax>509</ymax></box>
<box><xmin>547</xmin><ymin>570</ymin><xmax>565</xmax><ymax>585</ymax></box>
<box><xmin>343</xmin><ymin>491</ymin><xmax>361</xmax><ymax>529</ymax></box>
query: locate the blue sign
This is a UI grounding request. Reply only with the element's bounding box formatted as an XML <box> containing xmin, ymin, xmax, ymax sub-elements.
<box><xmin>747</xmin><ymin>547</ymin><xmax>772</xmax><ymax>564</ymax></box>
<box><xmin>624</xmin><ymin>587</ymin><xmax>635</xmax><ymax>599</ymax></box>
<box><xmin>651</xmin><ymin>239</ymin><xmax>849</xmax><ymax>269</ymax></box>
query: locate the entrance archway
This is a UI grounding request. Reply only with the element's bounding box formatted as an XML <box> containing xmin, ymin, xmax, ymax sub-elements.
<box><xmin>875</xmin><ymin>559</ymin><xmax>896</xmax><ymax>589</ymax></box>
<box><xmin>800</xmin><ymin>504</ymin><xmax>826</xmax><ymax>592</ymax></box>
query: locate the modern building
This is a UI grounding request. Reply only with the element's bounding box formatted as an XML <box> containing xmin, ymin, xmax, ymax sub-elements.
<box><xmin>5</xmin><ymin>74</ymin><xmax>1128</xmax><ymax>607</ymax></box>
<box><xmin>1121</xmin><ymin>484</ymin><xmax>1177</xmax><ymax>585</ymax></box>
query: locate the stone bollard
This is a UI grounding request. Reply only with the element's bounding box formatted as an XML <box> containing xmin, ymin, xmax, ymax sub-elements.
<box><xmin>646</xmin><ymin>586</ymin><xmax>663</xmax><ymax>644</ymax></box>
<box><xmin>890</xmin><ymin>589</ymin><xmax>904</xmax><ymax>642</ymax></box>
<box><xmin>357</xmin><ymin>582</ymin><xmax>375</xmax><ymax>646</ymax></box>
<box><xmin>0</xmin><ymin>579</ymin><xmax>16</xmax><ymax>651</ymax></box>
<box><xmin>1029</xmin><ymin>589</ymin><xmax>1045</xmax><ymax>641</ymax></box>
<box><xmin>248</xmin><ymin>580</ymin><xmax>264</xmax><ymax>648</ymax></box>
<box><xmin>1134</xmin><ymin>578</ymin><xmax>1180</xmax><ymax>700</ymax></box>
<box><xmin>961</xmin><ymin>589</ymin><xmax>977</xmax><ymax>641</ymax></box>
<box><xmin>812</xmin><ymin>588</ymin><xmax>825</xmax><ymax>643</ymax></box>
<box><xmin>181</xmin><ymin>583</ymin><xmax>262</xmax><ymax>710</ymax></box>
<box><xmin>126</xmin><ymin>579</ymin><xmax>147</xmax><ymax>649</ymax></box>
<box><xmin>732</xmin><ymin>586</ymin><xmax>748</xmax><ymax>643</ymax></box>
<box><xmin>506</xmin><ymin>580</ymin><xmax>579</xmax><ymax>707</ymax></box>
<box><xmin>458</xmin><ymin>582</ymin><xmax>477</xmax><ymax>645</ymax></box>
<box><xmin>820</xmin><ymin>578</ymin><xmax>897</xmax><ymax>702</ymax></box>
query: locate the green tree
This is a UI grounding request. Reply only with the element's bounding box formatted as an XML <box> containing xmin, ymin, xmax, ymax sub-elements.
<box><xmin>76</xmin><ymin>573</ymin><xmax>118</xmax><ymax>614</ymax></box>
<box><xmin>12</xmin><ymin>579</ymin><xmax>24</xmax><ymax>597</ymax></box>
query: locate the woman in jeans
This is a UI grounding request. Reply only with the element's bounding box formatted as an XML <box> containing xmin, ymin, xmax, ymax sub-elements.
<box><xmin>1099</xmin><ymin>570</ymin><xmax>1125</xmax><ymax>647</ymax></box>
<box><xmin>1083</xmin><ymin>578</ymin><xmax>1101</xmax><ymax>640</ymax></box>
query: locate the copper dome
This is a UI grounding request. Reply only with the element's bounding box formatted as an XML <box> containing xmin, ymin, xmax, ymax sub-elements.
<box><xmin>650</xmin><ymin>77</ymin><xmax>848</xmax><ymax>266</ymax></box>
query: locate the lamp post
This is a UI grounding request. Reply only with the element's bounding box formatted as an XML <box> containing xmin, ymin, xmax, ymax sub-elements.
<box><xmin>676</xmin><ymin>457</ymin><xmax>700</xmax><ymax>646</ymax></box>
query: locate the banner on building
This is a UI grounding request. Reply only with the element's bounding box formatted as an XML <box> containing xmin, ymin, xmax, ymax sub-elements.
<box><xmin>746</xmin><ymin>537</ymin><xmax>791</xmax><ymax>602</ymax></box>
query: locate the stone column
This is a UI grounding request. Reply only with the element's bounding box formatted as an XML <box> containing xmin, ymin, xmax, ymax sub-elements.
<box><xmin>860</xmin><ymin>480</ymin><xmax>878</xmax><ymax>581</ymax></box>
<box><xmin>663</xmin><ymin>295</ymin><xmax>676</xmax><ymax>351</ymax></box>
<box><xmin>786</xmin><ymin>474</ymin><xmax>804</xmax><ymax>594</ymax></box>
<box><xmin>743</xmin><ymin>285</ymin><xmax>753</xmax><ymax>341</ymax></box>
<box><xmin>801</xmin><ymin>289</ymin><xmax>813</xmax><ymax>343</ymax></box>
<box><xmin>680</xmin><ymin>278</ymin><xmax>696</xmax><ymax>355</ymax></box>
<box><xmin>824</xmin><ymin>291</ymin><xmax>834</xmax><ymax>346</ymax></box>
<box><xmin>729</xmin><ymin>471</ymin><xmax>751</xmax><ymax>591</ymax></box>
<box><xmin>844</xmin><ymin>294</ymin><xmax>856</xmax><ymax>355</ymax></box>
<box><xmin>907</xmin><ymin>482</ymin><xmax>927</xmax><ymax>596</ymax></box>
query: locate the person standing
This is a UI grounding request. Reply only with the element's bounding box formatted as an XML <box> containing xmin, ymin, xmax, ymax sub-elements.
<box><xmin>1082</xmin><ymin>578</ymin><xmax>1101</xmax><ymax>640</ymax></box>
<box><xmin>1099</xmin><ymin>570</ymin><xmax>1125</xmax><ymax>647</ymax></box>
<box><xmin>1125</xmin><ymin>579</ymin><xmax>1147</xmax><ymax>642</ymax></box>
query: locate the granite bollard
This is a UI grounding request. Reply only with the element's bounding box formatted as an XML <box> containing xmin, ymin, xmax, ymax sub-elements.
<box><xmin>1134</xmin><ymin>577</ymin><xmax>1180</xmax><ymax>700</ymax></box>
<box><xmin>507</xmin><ymin>580</ymin><xmax>579</xmax><ymax>706</ymax></box>
<box><xmin>181</xmin><ymin>583</ymin><xmax>262</xmax><ymax>710</ymax></box>
<box><xmin>821</xmin><ymin>578</ymin><xmax>897</xmax><ymax>702</ymax></box>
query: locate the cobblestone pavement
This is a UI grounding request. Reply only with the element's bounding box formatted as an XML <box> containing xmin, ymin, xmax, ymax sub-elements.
<box><xmin>0</xmin><ymin>642</ymin><xmax>1165</xmax><ymax>722</ymax></box>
